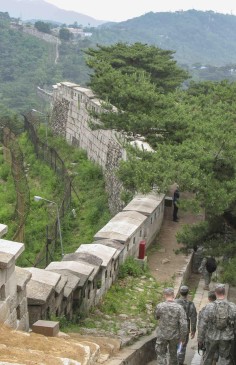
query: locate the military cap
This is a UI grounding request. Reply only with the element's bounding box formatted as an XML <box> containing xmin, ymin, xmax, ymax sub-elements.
<box><xmin>163</xmin><ymin>287</ymin><xmax>174</xmax><ymax>295</ymax></box>
<box><xmin>180</xmin><ymin>285</ymin><xmax>189</xmax><ymax>294</ymax></box>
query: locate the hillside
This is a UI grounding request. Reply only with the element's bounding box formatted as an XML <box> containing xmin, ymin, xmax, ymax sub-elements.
<box><xmin>2</xmin><ymin>9</ymin><xmax>236</xmax><ymax>115</ymax></box>
<box><xmin>90</xmin><ymin>10</ymin><xmax>236</xmax><ymax>67</ymax></box>
<box><xmin>0</xmin><ymin>0</ymin><xmax>105</xmax><ymax>26</ymax></box>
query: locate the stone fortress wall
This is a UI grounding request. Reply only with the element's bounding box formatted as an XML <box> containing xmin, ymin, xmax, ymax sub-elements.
<box><xmin>51</xmin><ymin>82</ymin><xmax>128</xmax><ymax>214</ymax></box>
<box><xmin>0</xmin><ymin>81</ymin><xmax>166</xmax><ymax>329</ymax></box>
<box><xmin>0</xmin><ymin>193</ymin><xmax>165</xmax><ymax>328</ymax></box>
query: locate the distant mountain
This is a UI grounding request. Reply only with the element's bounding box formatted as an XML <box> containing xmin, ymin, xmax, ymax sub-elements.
<box><xmin>0</xmin><ymin>0</ymin><xmax>106</xmax><ymax>26</ymax></box>
<box><xmin>90</xmin><ymin>10</ymin><xmax>236</xmax><ymax>66</ymax></box>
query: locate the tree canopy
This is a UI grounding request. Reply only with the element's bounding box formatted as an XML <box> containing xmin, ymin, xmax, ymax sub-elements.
<box><xmin>86</xmin><ymin>42</ymin><xmax>236</xmax><ymax>272</ymax></box>
<box><xmin>85</xmin><ymin>43</ymin><xmax>188</xmax><ymax>141</ymax></box>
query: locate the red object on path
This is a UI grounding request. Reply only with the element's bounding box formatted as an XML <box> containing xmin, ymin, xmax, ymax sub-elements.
<box><xmin>138</xmin><ymin>240</ymin><xmax>146</xmax><ymax>259</ymax></box>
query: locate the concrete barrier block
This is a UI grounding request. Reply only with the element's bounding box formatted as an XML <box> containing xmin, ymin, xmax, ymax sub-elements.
<box><xmin>32</xmin><ymin>320</ymin><xmax>59</xmax><ymax>337</ymax></box>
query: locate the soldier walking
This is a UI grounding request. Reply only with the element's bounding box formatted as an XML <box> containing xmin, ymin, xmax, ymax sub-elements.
<box><xmin>154</xmin><ymin>287</ymin><xmax>188</xmax><ymax>365</ymax></box>
<box><xmin>175</xmin><ymin>285</ymin><xmax>197</xmax><ymax>365</ymax></box>
<box><xmin>198</xmin><ymin>291</ymin><xmax>218</xmax><ymax>365</ymax></box>
<box><xmin>198</xmin><ymin>256</ymin><xmax>217</xmax><ymax>290</ymax></box>
<box><xmin>198</xmin><ymin>284</ymin><xmax>236</xmax><ymax>365</ymax></box>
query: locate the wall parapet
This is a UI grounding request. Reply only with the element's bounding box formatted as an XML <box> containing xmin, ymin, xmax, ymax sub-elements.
<box><xmin>0</xmin><ymin>192</ymin><xmax>165</xmax><ymax>329</ymax></box>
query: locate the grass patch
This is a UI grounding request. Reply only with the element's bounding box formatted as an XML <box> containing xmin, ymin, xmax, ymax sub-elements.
<box><xmin>1</xmin><ymin>130</ymin><xmax>111</xmax><ymax>267</ymax></box>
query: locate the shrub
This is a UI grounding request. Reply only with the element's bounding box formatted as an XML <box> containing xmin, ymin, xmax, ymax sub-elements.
<box><xmin>221</xmin><ymin>258</ymin><xmax>236</xmax><ymax>285</ymax></box>
<box><xmin>119</xmin><ymin>257</ymin><xmax>145</xmax><ymax>279</ymax></box>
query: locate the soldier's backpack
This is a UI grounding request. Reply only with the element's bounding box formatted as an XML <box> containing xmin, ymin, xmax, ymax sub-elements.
<box><xmin>214</xmin><ymin>301</ymin><xmax>231</xmax><ymax>330</ymax></box>
<box><xmin>206</xmin><ymin>257</ymin><xmax>217</xmax><ymax>273</ymax></box>
<box><xmin>177</xmin><ymin>299</ymin><xmax>191</xmax><ymax>319</ymax></box>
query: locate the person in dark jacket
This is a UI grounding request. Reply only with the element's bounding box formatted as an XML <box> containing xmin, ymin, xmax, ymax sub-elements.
<box><xmin>173</xmin><ymin>186</ymin><xmax>180</xmax><ymax>222</ymax></box>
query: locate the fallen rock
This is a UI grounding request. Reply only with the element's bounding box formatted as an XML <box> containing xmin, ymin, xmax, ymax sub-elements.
<box><xmin>161</xmin><ymin>258</ymin><xmax>170</xmax><ymax>264</ymax></box>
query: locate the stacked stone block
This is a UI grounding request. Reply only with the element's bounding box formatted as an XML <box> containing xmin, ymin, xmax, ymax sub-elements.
<box><xmin>0</xmin><ymin>229</ymin><xmax>30</xmax><ymax>331</ymax></box>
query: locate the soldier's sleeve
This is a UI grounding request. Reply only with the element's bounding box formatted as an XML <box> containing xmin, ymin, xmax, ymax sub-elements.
<box><xmin>179</xmin><ymin>306</ymin><xmax>188</xmax><ymax>342</ymax></box>
<box><xmin>154</xmin><ymin>303</ymin><xmax>161</xmax><ymax>320</ymax></box>
<box><xmin>197</xmin><ymin>303</ymin><xmax>211</xmax><ymax>342</ymax></box>
<box><xmin>190</xmin><ymin>302</ymin><xmax>197</xmax><ymax>333</ymax></box>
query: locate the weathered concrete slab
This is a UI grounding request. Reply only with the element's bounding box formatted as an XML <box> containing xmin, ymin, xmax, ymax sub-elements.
<box><xmin>45</xmin><ymin>269</ymin><xmax>80</xmax><ymax>297</ymax></box>
<box><xmin>76</xmin><ymin>244</ymin><xmax>117</xmax><ymax>267</ymax></box>
<box><xmin>63</xmin><ymin>252</ymin><xmax>103</xmax><ymax>267</ymax></box>
<box><xmin>91</xmin><ymin>240</ymin><xmax>123</xmax><ymax>260</ymax></box>
<box><xmin>62</xmin><ymin>254</ymin><xmax>100</xmax><ymax>279</ymax></box>
<box><xmin>15</xmin><ymin>266</ymin><xmax>32</xmax><ymax>291</ymax></box>
<box><xmin>0</xmin><ymin>252</ymin><xmax>14</xmax><ymax>269</ymax></box>
<box><xmin>94</xmin><ymin>211</ymin><xmax>147</xmax><ymax>243</ymax></box>
<box><xmin>24</xmin><ymin>267</ymin><xmax>61</xmax><ymax>288</ymax></box>
<box><xmin>26</xmin><ymin>280</ymin><xmax>53</xmax><ymax>305</ymax></box>
<box><xmin>92</xmin><ymin>239</ymin><xmax>124</xmax><ymax>252</ymax></box>
<box><xmin>0</xmin><ymin>239</ymin><xmax>24</xmax><ymax>259</ymax></box>
<box><xmin>0</xmin><ymin>224</ymin><xmax>8</xmax><ymax>238</ymax></box>
<box><xmin>123</xmin><ymin>193</ymin><xmax>165</xmax><ymax>216</ymax></box>
<box><xmin>46</xmin><ymin>261</ymin><xmax>94</xmax><ymax>286</ymax></box>
<box><xmin>55</xmin><ymin>274</ymin><xmax>68</xmax><ymax>295</ymax></box>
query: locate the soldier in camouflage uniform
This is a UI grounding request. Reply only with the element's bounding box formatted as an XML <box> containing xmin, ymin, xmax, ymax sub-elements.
<box><xmin>198</xmin><ymin>257</ymin><xmax>212</xmax><ymax>290</ymax></box>
<box><xmin>198</xmin><ymin>291</ymin><xmax>218</xmax><ymax>365</ymax></box>
<box><xmin>198</xmin><ymin>284</ymin><xmax>236</xmax><ymax>365</ymax></box>
<box><xmin>175</xmin><ymin>285</ymin><xmax>197</xmax><ymax>365</ymax></box>
<box><xmin>154</xmin><ymin>287</ymin><xmax>188</xmax><ymax>365</ymax></box>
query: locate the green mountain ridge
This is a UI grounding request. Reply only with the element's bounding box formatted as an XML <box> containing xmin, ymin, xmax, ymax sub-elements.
<box><xmin>92</xmin><ymin>10</ymin><xmax>236</xmax><ymax>66</ymax></box>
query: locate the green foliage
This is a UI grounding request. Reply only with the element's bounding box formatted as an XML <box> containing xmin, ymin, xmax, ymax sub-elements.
<box><xmin>86</xmin><ymin>43</ymin><xmax>188</xmax><ymax>93</ymax></box>
<box><xmin>85</xmin><ymin>42</ymin><xmax>188</xmax><ymax>141</ymax></box>
<box><xmin>34</xmin><ymin>21</ymin><xmax>51</xmax><ymax>34</ymax></box>
<box><xmin>7</xmin><ymin>131</ymin><xmax>111</xmax><ymax>266</ymax></box>
<box><xmin>118</xmin><ymin>257</ymin><xmax>145</xmax><ymax>279</ymax></box>
<box><xmin>0</xmin><ymin>20</ymin><xmax>62</xmax><ymax>112</ymax></box>
<box><xmin>86</xmin><ymin>42</ymin><xmax>236</xmax><ymax>262</ymax></box>
<box><xmin>59</xmin><ymin>28</ymin><xmax>73</xmax><ymax>41</ymax></box>
<box><xmin>72</xmin><ymin>274</ymin><xmax>161</xmax><ymax>335</ymax></box>
<box><xmin>221</xmin><ymin>258</ymin><xmax>236</xmax><ymax>285</ymax></box>
<box><xmin>89</xmin><ymin>10</ymin><xmax>236</xmax><ymax>67</ymax></box>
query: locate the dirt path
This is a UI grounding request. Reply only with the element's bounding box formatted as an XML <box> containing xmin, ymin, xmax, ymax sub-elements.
<box><xmin>147</xmin><ymin>190</ymin><xmax>204</xmax><ymax>284</ymax></box>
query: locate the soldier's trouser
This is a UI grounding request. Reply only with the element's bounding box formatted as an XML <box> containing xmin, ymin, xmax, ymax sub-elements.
<box><xmin>203</xmin><ymin>271</ymin><xmax>212</xmax><ymax>287</ymax></box>
<box><xmin>204</xmin><ymin>341</ymin><xmax>219</xmax><ymax>363</ymax></box>
<box><xmin>203</xmin><ymin>339</ymin><xmax>232</xmax><ymax>365</ymax></box>
<box><xmin>177</xmin><ymin>334</ymin><xmax>189</xmax><ymax>364</ymax></box>
<box><xmin>155</xmin><ymin>338</ymin><xmax>179</xmax><ymax>365</ymax></box>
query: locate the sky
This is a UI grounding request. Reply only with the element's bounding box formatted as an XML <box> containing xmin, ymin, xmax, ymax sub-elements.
<box><xmin>45</xmin><ymin>0</ymin><xmax>236</xmax><ymax>21</ymax></box>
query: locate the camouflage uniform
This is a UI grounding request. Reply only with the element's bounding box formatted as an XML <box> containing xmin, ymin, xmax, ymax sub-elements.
<box><xmin>154</xmin><ymin>301</ymin><xmax>187</xmax><ymax>365</ymax></box>
<box><xmin>192</xmin><ymin>246</ymin><xmax>204</xmax><ymax>273</ymax></box>
<box><xmin>198</xmin><ymin>299</ymin><xmax>236</xmax><ymax>365</ymax></box>
<box><xmin>198</xmin><ymin>305</ymin><xmax>219</xmax><ymax>364</ymax></box>
<box><xmin>175</xmin><ymin>297</ymin><xmax>197</xmax><ymax>365</ymax></box>
<box><xmin>198</xmin><ymin>257</ymin><xmax>212</xmax><ymax>289</ymax></box>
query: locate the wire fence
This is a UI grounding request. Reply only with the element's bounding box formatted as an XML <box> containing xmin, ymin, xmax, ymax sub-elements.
<box><xmin>23</xmin><ymin>113</ymin><xmax>80</xmax><ymax>267</ymax></box>
<box><xmin>3</xmin><ymin>127</ymin><xmax>30</xmax><ymax>243</ymax></box>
